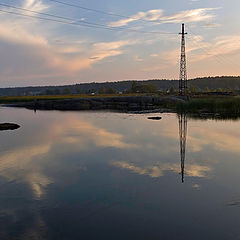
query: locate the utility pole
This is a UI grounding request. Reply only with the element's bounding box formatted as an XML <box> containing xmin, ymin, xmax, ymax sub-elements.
<box><xmin>179</xmin><ymin>23</ymin><xmax>187</xmax><ymax>96</ymax></box>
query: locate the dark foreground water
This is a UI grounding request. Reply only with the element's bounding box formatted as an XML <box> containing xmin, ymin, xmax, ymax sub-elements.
<box><xmin>0</xmin><ymin>107</ymin><xmax>240</xmax><ymax>240</ymax></box>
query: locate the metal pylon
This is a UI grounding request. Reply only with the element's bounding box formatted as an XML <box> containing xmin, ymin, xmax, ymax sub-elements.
<box><xmin>179</xmin><ymin>23</ymin><xmax>187</xmax><ymax>96</ymax></box>
<box><xmin>178</xmin><ymin>112</ymin><xmax>187</xmax><ymax>183</ymax></box>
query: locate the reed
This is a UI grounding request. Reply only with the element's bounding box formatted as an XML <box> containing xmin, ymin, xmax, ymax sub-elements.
<box><xmin>177</xmin><ymin>96</ymin><xmax>240</xmax><ymax>115</ymax></box>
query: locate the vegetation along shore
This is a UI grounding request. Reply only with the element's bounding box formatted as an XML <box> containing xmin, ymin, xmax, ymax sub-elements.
<box><xmin>2</xmin><ymin>78</ymin><xmax>240</xmax><ymax>120</ymax></box>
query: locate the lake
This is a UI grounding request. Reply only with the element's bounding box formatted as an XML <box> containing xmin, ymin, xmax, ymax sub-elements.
<box><xmin>0</xmin><ymin>107</ymin><xmax>240</xmax><ymax>240</ymax></box>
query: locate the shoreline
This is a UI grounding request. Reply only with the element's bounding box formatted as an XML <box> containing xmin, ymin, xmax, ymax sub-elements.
<box><xmin>7</xmin><ymin>95</ymin><xmax>185</xmax><ymax>112</ymax></box>
<box><xmin>4</xmin><ymin>94</ymin><xmax>240</xmax><ymax>120</ymax></box>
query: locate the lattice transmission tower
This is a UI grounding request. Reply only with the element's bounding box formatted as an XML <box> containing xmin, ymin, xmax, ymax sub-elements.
<box><xmin>179</xmin><ymin>23</ymin><xmax>188</xmax><ymax>95</ymax></box>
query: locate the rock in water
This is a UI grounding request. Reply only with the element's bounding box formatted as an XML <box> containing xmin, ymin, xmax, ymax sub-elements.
<box><xmin>0</xmin><ymin>123</ymin><xmax>20</xmax><ymax>131</ymax></box>
<box><xmin>148</xmin><ymin>116</ymin><xmax>162</xmax><ymax>120</ymax></box>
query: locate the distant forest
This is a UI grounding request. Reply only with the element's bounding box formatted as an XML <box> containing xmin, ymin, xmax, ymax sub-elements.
<box><xmin>1</xmin><ymin>76</ymin><xmax>240</xmax><ymax>96</ymax></box>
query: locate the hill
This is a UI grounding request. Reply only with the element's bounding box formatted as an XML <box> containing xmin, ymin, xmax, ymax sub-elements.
<box><xmin>0</xmin><ymin>76</ymin><xmax>240</xmax><ymax>96</ymax></box>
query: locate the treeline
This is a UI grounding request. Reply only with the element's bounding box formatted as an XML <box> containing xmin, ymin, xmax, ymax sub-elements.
<box><xmin>1</xmin><ymin>76</ymin><xmax>240</xmax><ymax>96</ymax></box>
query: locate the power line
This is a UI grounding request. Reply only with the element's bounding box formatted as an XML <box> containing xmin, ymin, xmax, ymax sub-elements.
<box><xmin>47</xmin><ymin>0</ymin><xmax>165</xmax><ymax>25</ymax></box>
<box><xmin>49</xmin><ymin>0</ymin><xmax>130</xmax><ymax>19</ymax></box>
<box><xmin>0</xmin><ymin>3</ymin><xmax>124</xmax><ymax>30</ymax></box>
<box><xmin>0</xmin><ymin>9</ymin><xmax>112</xmax><ymax>30</ymax></box>
<box><xmin>0</xmin><ymin>3</ymin><xmax>177</xmax><ymax>35</ymax></box>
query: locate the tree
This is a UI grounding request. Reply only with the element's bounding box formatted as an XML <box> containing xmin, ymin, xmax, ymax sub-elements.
<box><xmin>139</xmin><ymin>84</ymin><xmax>158</xmax><ymax>93</ymax></box>
<box><xmin>205</xmin><ymin>87</ymin><xmax>210</xmax><ymax>92</ymax></box>
<box><xmin>106</xmin><ymin>87</ymin><xmax>117</xmax><ymax>94</ymax></box>
<box><xmin>189</xmin><ymin>85</ymin><xmax>198</xmax><ymax>93</ymax></box>
<box><xmin>76</xmin><ymin>87</ymin><xmax>82</xmax><ymax>94</ymax></box>
<box><xmin>99</xmin><ymin>87</ymin><xmax>107</xmax><ymax>94</ymax></box>
<box><xmin>54</xmin><ymin>88</ymin><xmax>60</xmax><ymax>95</ymax></box>
<box><xmin>169</xmin><ymin>86</ymin><xmax>175</xmax><ymax>94</ymax></box>
<box><xmin>129</xmin><ymin>81</ymin><xmax>158</xmax><ymax>93</ymax></box>
<box><xmin>63</xmin><ymin>88</ymin><xmax>71</xmax><ymax>95</ymax></box>
<box><xmin>45</xmin><ymin>89</ymin><xmax>53</xmax><ymax>95</ymax></box>
<box><xmin>131</xmin><ymin>81</ymin><xmax>138</xmax><ymax>93</ymax></box>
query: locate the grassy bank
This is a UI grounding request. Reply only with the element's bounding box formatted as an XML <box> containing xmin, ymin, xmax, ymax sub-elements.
<box><xmin>3</xmin><ymin>94</ymin><xmax>240</xmax><ymax>119</ymax></box>
<box><xmin>0</xmin><ymin>93</ymin><xmax>143</xmax><ymax>104</ymax></box>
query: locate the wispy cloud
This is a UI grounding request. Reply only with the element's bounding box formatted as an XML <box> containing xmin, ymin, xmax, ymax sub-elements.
<box><xmin>109</xmin><ymin>9</ymin><xmax>164</xmax><ymax>27</ymax></box>
<box><xmin>197</xmin><ymin>35</ymin><xmax>240</xmax><ymax>60</ymax></box>
<box><xmin>22</xmin><ymin>0</ymin><xmax>48</xmax><ymax>13</ymax></box>
<box><xmin>155</xmin><ymin>33</ymin><xmax>240</xmax><ymax>68</ymax></box>
<box><xmin>189</xmin><ymin>0</ymin><xmax>200</xmax><ymax>3</ymax></box>
<box><xmin>109</xmin><ymin>8</ymin><xmax>217</xmax><ymax>27</ymax></box>
<box><xmin>142</xmin><ymin>64</ymin><xmax>168</xmax><ymax>72</ymax></box>
<box><xmin>160</xmin><ymin>8</ymin><xmax>217</xmax><ymax>24</ymax></box>
<box><xmin>134</xmin><ymin>55</ymin><xmax>144</xmax><ymax>62</ymax></box>
<box><xmin>0</xmin><ymin>3</ymin><xmax>136</xmax><ymax>85</ymax></box>
<box><xmin>51</xmin><ymin>40</ymin><xmax>136</xmax><ymax>72</ymax></box>
<box><xmin>90</xmin><ymin>40</ymin><xmax>136</xmax><ymax>62</ymax></box>
<box><xmin>0</xmin><ymin>1</ymin><xmax>228</xmax><ymax>85</ymax></box>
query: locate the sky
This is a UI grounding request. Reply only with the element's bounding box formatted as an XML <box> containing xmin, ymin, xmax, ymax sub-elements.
<box><xmin>0</xmin><ymin>0</ymin><xmax>240</xmax><ymax>87</ymax></box>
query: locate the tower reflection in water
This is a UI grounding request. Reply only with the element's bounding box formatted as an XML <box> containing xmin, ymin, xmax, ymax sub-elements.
<box><xmin>178</xmin><ymin>112</ymin><xmax>188</xmax><ymax>183</ymax></box>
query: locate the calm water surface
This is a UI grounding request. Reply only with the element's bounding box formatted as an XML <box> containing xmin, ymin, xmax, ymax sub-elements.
<box><xmin>0</xmin><ymin>107</ymin><xmax>240</xmax><ymax>239</ymax></box>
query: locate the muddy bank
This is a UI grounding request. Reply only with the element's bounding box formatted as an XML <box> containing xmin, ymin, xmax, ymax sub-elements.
<box><xmin>9</xmin><ymin>96</ymin><xmax>186</xmax><ymax>111</ymax></box>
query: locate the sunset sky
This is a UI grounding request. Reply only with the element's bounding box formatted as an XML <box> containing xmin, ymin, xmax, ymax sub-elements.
<box><xmin>0</xmin><ymin>0</ymin><xmax>239</xmax><ymax>87</ymax></box>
